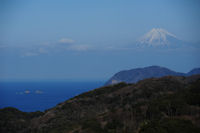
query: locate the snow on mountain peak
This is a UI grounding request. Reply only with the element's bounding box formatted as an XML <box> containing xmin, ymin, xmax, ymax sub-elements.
<box><xmin>139</xmin><ymin>28</ymin><xmax>177</xmax><ymax>46</ymax></box>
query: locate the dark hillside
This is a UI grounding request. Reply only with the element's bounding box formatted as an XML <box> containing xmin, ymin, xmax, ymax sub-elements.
<box><xmin>0</xmin><ymin>75</ymin><xmax>200</xmax><ymax>133</ymax></box>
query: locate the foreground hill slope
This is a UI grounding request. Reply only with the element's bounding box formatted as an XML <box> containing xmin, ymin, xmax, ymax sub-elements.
<box><xmin>0</xmin><ymin>75</ymin><xmax>200</xmax><ymax>133</ymax></box>
<box><xmin>105</xmin><ymin>66</ymin><xmax>200</xmax><ymax>85</ymax></box>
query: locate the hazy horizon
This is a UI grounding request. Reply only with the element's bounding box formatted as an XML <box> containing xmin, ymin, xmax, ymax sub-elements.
<box><xmin>1</xmin><ymin>0</ymin><xmax>200</xmax><ymax>81</ymax></box>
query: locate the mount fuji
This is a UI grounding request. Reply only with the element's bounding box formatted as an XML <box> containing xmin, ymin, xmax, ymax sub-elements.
<box><xmin>136</xmin><ymin>28</ymin><xmax>185</xmax><ymax>48</ymax></box>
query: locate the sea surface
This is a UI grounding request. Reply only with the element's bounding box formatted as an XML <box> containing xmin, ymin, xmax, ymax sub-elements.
<box><xmin>0</xmin><ymin>81</ymin><xmax>104</xmax><ymax>112</ymax></box>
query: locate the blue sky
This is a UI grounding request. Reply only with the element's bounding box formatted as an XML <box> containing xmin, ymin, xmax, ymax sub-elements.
<box><xmin>0</xmin><ymin>0</ymin><xmax>200</xmax><ymax>81</ymax></box>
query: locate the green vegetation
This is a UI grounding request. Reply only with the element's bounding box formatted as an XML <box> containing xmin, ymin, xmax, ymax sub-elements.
<box><xmin>81</xmin><ymin>119</ymin><xmax>103</xmax><ymax>133</ymax></box>
<box><xmin>139</xmin><ymin>118</ymin><xmax>200</xmax><ymax>133</ymax></box>
<box><xmin>0</xmin><ymin>75</ymin><xmax>200</xmax><ymax>133</ymax></box>
<box><xmin>0</xmin><ymin>107</ymin><xmax>44</xmax><ymax>133</ymax></box>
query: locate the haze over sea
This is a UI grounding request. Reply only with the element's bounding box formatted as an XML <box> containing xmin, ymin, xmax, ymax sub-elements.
<box><xmin>0</xmin><ymin>81</ymin><xmax>103</xmax><ymax>112</ymax></box>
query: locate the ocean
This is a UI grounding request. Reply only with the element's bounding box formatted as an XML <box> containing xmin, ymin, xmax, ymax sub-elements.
<box><xmin>0</xmin><ymin>81</ymin><xmax>104</xmax><ymax>112</ymax></box>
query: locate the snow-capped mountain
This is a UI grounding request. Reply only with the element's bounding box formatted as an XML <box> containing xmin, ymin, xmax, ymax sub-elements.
<box><xmin>138</xmin><ymin>28</ymin><xmax>182</xmax><ymax>47</ymax></box>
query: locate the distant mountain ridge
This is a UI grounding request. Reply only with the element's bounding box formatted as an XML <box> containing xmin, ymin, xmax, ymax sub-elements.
<box><xmin>105</xmin><ymin>66</ymin><xmax>200</xmax><ymax>85</ymax></box>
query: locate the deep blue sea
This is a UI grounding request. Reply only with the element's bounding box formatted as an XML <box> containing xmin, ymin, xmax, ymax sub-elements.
<box><xmin>0</xmin><ymin>81</ymin><xmax>104</xmax><ymax>112</ymax></box>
